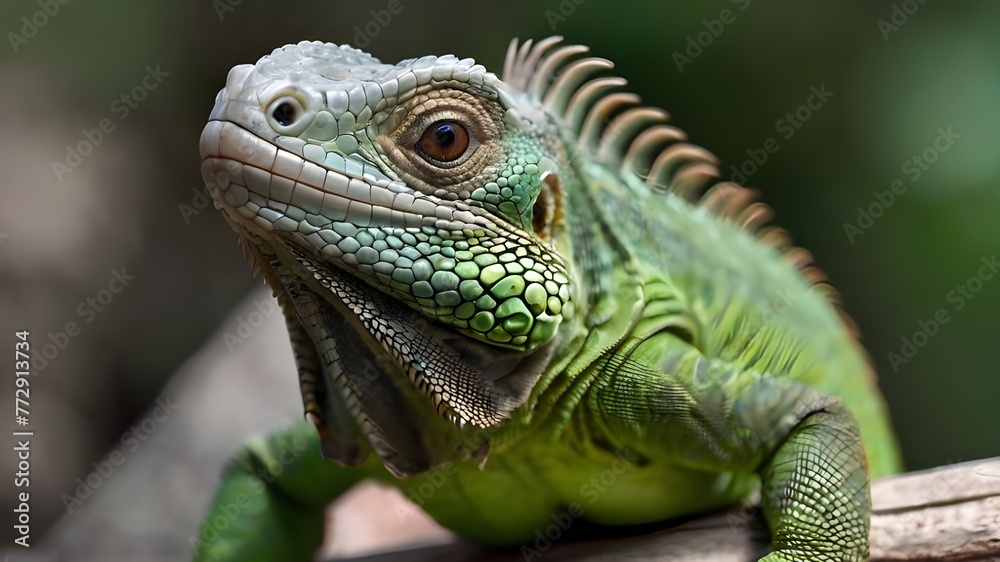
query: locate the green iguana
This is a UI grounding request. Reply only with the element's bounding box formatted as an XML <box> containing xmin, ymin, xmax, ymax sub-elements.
<box><xmin>196</xmin><ymin>37</ymin><xmax>901</xmax><ymax>561</ymax></box>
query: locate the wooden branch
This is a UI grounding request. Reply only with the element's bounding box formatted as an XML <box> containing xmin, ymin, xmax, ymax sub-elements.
<box><xmin>331</xmin><ymin>457</ymin><xmax>1000</xmax><ymax>561</ymax></box>
<box><xmin>869</xmin><ymin>457</ymin><xmax>1000</xmax><ymax>560</ymax></box>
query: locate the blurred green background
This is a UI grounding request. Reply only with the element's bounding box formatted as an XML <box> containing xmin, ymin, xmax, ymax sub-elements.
<box><xmin>1</xmin><ymin>0</ymin><xmax>998</xmax><ymax>548</ymax></box>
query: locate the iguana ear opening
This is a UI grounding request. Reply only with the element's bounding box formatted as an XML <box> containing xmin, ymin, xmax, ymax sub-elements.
<box><xmin>532</xmin><ymin>171</ymin><xmax>564</xmax><ymax>242</ymax></box>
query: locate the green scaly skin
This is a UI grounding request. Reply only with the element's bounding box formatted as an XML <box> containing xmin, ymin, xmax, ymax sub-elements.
<box><xmin>196</xmin><ymin>37</ymin><xmax>901</xmax><ymax>561</ymax></box>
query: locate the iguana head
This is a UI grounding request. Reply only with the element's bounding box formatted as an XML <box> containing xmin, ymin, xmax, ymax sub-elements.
<box><xmin>202</xmin><ymin>40</ymin><xmax>573</xmax><ymax>350</ymax></box>
<box><xmin>201</xmin><ymin>39</ymin><xmax>594</xmax><ymax>471</ymax></box>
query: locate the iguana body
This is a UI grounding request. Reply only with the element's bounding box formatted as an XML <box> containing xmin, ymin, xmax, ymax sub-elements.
<box><xmin>197</xmin><ymin>37</ymin><xmax>900</xmax><ymax>561</ymax></box>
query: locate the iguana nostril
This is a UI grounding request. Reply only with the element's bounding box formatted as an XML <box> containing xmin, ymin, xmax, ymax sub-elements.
<box><xmin>265</xmin><ymin>95</ymin><xmax>310</xmax><ymax>134</ymax></box>
<box><xmin>272</xmin><ymin>101</ymin><xmax>296</xmax><ymax>126</ymax></box>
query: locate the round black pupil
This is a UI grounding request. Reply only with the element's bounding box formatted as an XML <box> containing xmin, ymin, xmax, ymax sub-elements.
<box><xmin>273</xmin><ymin>102</ymin><xmax>295</xmax><ymax>126</ymax></box>
<box><xmin>433</xmin><ymin>123</ymin><xmax>455</xmax><ymax>147</ymax></box>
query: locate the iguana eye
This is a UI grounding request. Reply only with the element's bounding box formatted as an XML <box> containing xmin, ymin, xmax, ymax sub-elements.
<box><xmin>265</xmin><ymin>96</ymin><xmax>307</xmax><ymax>134</ymax></box>
<box><xmin>416</xmin><ymin>121</ymin><xmax>470</xmax><ymax>163</ymax></box>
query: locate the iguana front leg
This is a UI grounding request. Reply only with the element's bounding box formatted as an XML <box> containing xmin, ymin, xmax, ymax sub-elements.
<box><xmin>758</xmin><ymin>405</ymin><xmax>870</xmax><ymax>561</ymax></box>
<box><xmin>192</xmin><ymin>421</ymin><xmax>378</xmax><ymax>562</ymax></box>
<box><xmin>588</xmin><ymin>332</ymin><xmax>871</xmax><ymax>561</ymax></box>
